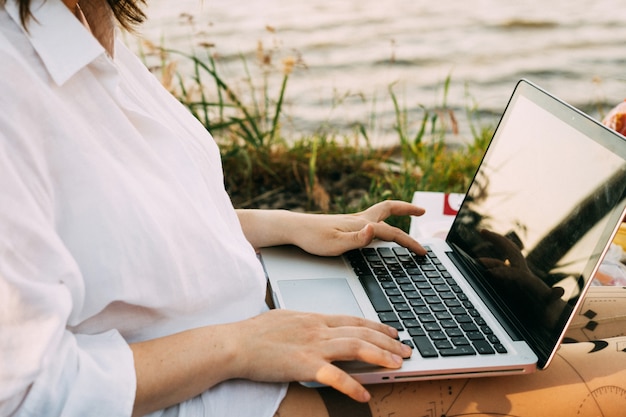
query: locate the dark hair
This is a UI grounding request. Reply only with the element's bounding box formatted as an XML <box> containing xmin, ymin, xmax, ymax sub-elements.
<box><xmin>2</xmin><ymin>0</ymin><xmax>147</xmax><ymax>31</ymax></box>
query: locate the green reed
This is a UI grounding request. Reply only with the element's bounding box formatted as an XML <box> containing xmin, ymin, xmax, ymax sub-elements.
<box><xmin>140</xmin><ymin>40</ymin><xmax>492</xmax><ymax>230</ymax></box>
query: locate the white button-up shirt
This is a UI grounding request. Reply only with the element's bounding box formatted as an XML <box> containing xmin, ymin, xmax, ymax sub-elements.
<box><xmin>0</xmin><ymin>1</ymin><xmax>286</xmax><ymax>416</ymax></box>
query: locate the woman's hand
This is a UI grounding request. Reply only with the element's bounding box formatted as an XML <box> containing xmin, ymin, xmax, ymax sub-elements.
<box><xmin>237</xmin><ymin>200</ymin><xmax>426</xmax><ymax>256</ymax></box>
<box><xmin>290</xmin><ymin>200</ymin><xmax>426</xmax><ymax>256</ymax></box>
<box><xmin>131</xmin><ymin>309</ymin><xmax>410</xmax><ymax>415</ymax></box>
<box><xmin>226</xmin><ymin>309</ymin><xmax>412</xmax><ymax>402</ymax></box>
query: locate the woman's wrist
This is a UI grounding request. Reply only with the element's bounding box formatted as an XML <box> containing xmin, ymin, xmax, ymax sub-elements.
<box><xmin>236</xmin><ymin>209</ymin><xmax>308</xmax><ymax>249</ymax></box>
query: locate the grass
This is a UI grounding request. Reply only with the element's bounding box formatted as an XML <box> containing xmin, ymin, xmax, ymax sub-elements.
<box><xmin>138</xmin><ymin>38</ymin><xmax>494</xmax><ymax>231</ymax></box>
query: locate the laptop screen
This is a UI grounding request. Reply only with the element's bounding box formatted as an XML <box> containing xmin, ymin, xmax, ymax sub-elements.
<box><xmin>447</xmin><ymin>80</ymin><xmax>626</xmax><ymax>367</ymax></box>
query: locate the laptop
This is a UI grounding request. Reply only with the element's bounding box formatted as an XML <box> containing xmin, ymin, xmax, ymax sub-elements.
<box><xmin>260</xmin><ymin>79</ymin><xmax>626</xmax><ymax>384</ymax></box>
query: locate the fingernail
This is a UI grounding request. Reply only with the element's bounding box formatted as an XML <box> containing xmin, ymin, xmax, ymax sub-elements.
<box><xmin>402</xmin><ymin>344</ymin><xmax>412</xmax><ymax>358</ymax></box>
<box><xmin>392</xmin><ymin>354</ymin><xmax>403</xmax><ymax>366</ymax></box>
<box><xmin>360</xmin><ymin>390</ymin><xmax>371</xmax><ymax>402</ymax></box>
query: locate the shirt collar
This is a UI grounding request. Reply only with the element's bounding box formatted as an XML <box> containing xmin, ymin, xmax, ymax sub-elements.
<box><xmin>5</xmin><ymin>0</ymin><xmax>106</xmax><ymax>86</ymax></box>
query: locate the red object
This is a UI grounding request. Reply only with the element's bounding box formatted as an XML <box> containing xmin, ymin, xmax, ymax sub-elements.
<box><xmin>443</xmin><ymin>194</ymin><xmax>459</xmax><ymax>216</ymax></box>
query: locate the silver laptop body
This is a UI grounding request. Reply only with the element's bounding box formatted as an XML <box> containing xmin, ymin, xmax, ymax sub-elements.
<box><xmin>261</xmin><ymin>79</ymin><xmax>626</xmax><ymax>384</ymax></box>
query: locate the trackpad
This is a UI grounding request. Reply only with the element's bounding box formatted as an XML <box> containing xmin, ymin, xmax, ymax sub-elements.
<box><xmin>276</xmin><ymin>278</ymin><xmax>364</xmax><ymax>317</ymax></box>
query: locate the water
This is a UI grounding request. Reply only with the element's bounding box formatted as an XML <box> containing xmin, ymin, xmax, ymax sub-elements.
<box><xmin>137</xmin><ymin>0</ymin><xmax>626</xmax><ymax>146</ymax></box>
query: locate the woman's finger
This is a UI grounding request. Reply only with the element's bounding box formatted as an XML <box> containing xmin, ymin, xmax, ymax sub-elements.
<box><xmin>321</xmin><ymin>313</ymin><xmax>398</xmax><ymax>337</ymax></box>
<box><xmin>324</xmin><ymin>336</ymin><xmax>407</xmax><ymax>367</ymax></box>
<box><xmin>367</xmin><ymin>221</ymin><xmax>427</xmax><ymax>255</ymax></box>
<box><xmin>315</xmin><ymin>363</ymin><xmax>372</xmax><ymax>402</ymax></box>
<box><xmin>361</xmin><ymin>200</ymin><xmax>425</xmax><ymax>223</ymax></box>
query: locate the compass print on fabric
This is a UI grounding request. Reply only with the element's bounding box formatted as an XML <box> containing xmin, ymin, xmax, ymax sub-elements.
<box><xmin>577</xmin><ymin>385</ymin><xmax>626</xmax><ymax>416</ymax></box>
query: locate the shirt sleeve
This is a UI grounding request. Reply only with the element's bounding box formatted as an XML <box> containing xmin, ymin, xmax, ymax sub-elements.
<box><xmin>0</xmin><ymin>125</ymin><xmax>136</xmax><ymax>417</ymax></box>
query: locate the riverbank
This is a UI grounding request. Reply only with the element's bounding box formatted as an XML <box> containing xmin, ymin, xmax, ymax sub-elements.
<box><xmin>137</xmin><ymin>42</ymin><xmax>492</xmax><ymax>231</ymax></box>
<box><xmin>140</xmin><ymin>0</ymin><xmax>626</xmax><ymax>147</ymax></box>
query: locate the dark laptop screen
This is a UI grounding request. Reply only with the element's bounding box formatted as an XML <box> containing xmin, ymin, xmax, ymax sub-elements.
<box><xmin>447</xmin><ymin>80</ymin><xmax>626</xmax><ymax>366</ymax></box>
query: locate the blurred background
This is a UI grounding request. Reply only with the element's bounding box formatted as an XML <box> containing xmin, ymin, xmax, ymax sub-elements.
<box><xmin>138</xmin><ymin>0</ymin><xmax>626</xmax><ymax>146</ymax></box>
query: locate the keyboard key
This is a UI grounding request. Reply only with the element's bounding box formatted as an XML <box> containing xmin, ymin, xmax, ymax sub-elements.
<box><xmin>418</xmin><ymin>314</ymin><xmax>436</xmax><ymax>323</ymax></box>
<box><xmin>487</xmin><ymin>334</ymin><xmax>500</xmax><ymax>344</ymax></box>
<box><xmin>423</xmin><ymin>322</ymin><xmax>441</xmax><ymax>332</ymax></box>
<box><xmin>379</xmin><ymin>311</ymin><xmax>399</xmax><ymax>322</ymax></box>
<box><xmin>473</xmin><ymin>340</ymin><xmax>495</xmax><ymax>355</ymax></box>
<box><xmin>415</xmin><ymin>281</ymin><xmax>431</xmax><ymax>289</ymax></box>
<box><xmin>467</xmin><ymin>331</ymin><xmax>485</xmax><ymax>341</ymax></box>
<box><xmin>451</xmin><ymin>336</ymin><xmax>471</xmax><ymax>346</ymax></box>
<box><xmin>450</xmin><ymin>284</ymin><xmax>463</xmax><ymax>293</ymax></box>
<box><xmin>449</xmin><ymin>306</ymin><xmax>466</xmax><ymax>315</ymax></box>
<box><xmin>440</xmin><ymin>320</ymin><xmax>458</xmax><ymax>329</ymax></box>
<box><xmin>394</xmin><ymin>303</ymin><xmax>412</xmax><ymax>312</ymax></box>
<box><xmin>414</xmin><ymin>256</ymin><xmax>430</xmax><ymax>265</ymax></box>
<box><xmin>398</xmin><ymin>311</ymin><xmax>415</xmax><ymax>320</ymax></box>
<box><xmin>420</xmin><ymin>288</ymin><xmax>437</xmax><ymax>297</ymax></box>
<box><xmin>410</xmin><ymin>275</ymin><xmax>427</xmax><ymax>283</ymax></box>
<box><xmin>456</xmin><ymin>315</ymin><xmax>473</xmax><ymax>324</ymax></box>
<box><xmin>393</xmin><ymin>247</ymin><xmax>410</xmax><ymax>256</ymax></box>
<box><xmin>389</xmin><ymin>295</ymin><xmax>405</xmax><ymax>304</ymax></box>
<box><xmin>409</xmin><ymin>298</ymin><xmax>426</xmax><ymax>307</ymax></box>
<box><xmin>408</xmin><ymin>327</ymin><xmax>426</xmax><ymax>337</ymax></box>
<box><xmin>413</xmin><ymin>336</ymin><xmax>438</xmax><ymax>358</ymax></box>
<box><xmin>381</xmin><ymin>281</ymin><xmax>397</xmax><ymax>289</ymax></box>
<box><xmin>385</xmin><ymin>288</ymin><xmax>402</xmax><ymax>297</ymax></box>
<box><xmin>391</xmin><ymin>270</ymin><xmax>407</xmax><ymax>278</ymax></box>
<box><xmin>413</xmin><ymin>306</ymin><xmax>430</xmax><ymax>315</ymax></box>
<box><xmin>460</xmin><ymin>323</ymin><xmax>479</xmax><ymax>332</ymax></box>
<box><xmin>359</xmin><ymin>275</ymin><xmax>392</xmax><ymax>312</ymax></box>
<box><xmin>429</xmin><ymin>331</ymin><xmax>447</xmax><ymax>340</ymax></box>
<box><xmin>404</xmin><ymin>290</ymin><xmax>420</xmax><ymax>299</ymax></box>
<box><xmin>386</xmin><ymin>321</ymin><xmax>403</xmax><ymax>331</ymax></box>
<box><xmin>430</xmin><ymin>304</ymin><xmax>447</xmax><ymax>312</ymax></box>
<box><xmin>425</xmin><ymin>271</ymin><xmax>441</xmax><ymax>279</ymax></box>
<box><xmin>403</xmin><ymin>319</ymin><xmax>421</xmax><ymax>328</ymax></box>
<box><xmin>396</xmin><ymin>277</ymin><xmax>412</xmax><ymax>285</ymax></box>
<box><xmin>439</xmin><ymin>346</ymin><xmax>476</xmax><ymax>356</ymax></box>
<box><xmin>434</xmin><ymin>340</ymin><xmax>453</xmax><ymax>350</ymax></box>
<box><xmin>425</xmin><ymin>296</ymin><xmax>441</xmax><ymax>304</ymax></box>
<box><xmin>494</xmin><ymin>344</ymin><xmax>508</xmax><ymax>354</ymax></box>
<box><xmin>446</xmin><ymin>328</ymin><xmax>463</xmax><ymax>337</ymax></box>
<box><xmin>435</xmin><ymin>311</ymin><xmax>453</xmax><ymax>320</ymax></box>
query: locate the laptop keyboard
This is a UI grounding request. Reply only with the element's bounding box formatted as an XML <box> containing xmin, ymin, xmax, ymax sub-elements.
<box><xmin>344</xmin><ymin>246</ymin><xmax>508</xmax><ymax>359</ymax></box>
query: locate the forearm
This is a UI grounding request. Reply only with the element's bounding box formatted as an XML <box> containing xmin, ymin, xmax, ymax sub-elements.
<box><xmin>235</xmin><ymin>209</ymin><xmax>306</xmax><ymax>249</ymax></box>
<box><xmin>130</xmin><ymin>324</ymin><xmax>238</xmax><ymax>417</ymax></box>
<box><xmin>131</xmin><ymin>309</ymin><xmax>410</xmax><ymax>415</ymax></box>
<box><xmin>236</xmin><ymin>202</ymin><xmax>426</xmax><ymax>256</ymax></box>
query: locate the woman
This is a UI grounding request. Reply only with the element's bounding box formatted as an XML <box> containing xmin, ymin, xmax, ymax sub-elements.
<box><xmin>1</xmin><ymin>1</ymin><xmax>625</xmax><ymax>416</ymax></box>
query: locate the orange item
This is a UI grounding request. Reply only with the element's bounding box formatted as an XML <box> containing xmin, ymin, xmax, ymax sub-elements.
<box><xmin>602</xmin><ymin>100</ymin><xmax>626</xmax><ymax>136</ymax></box>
